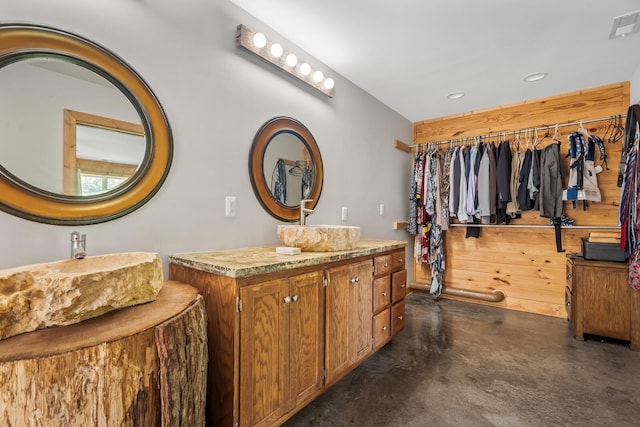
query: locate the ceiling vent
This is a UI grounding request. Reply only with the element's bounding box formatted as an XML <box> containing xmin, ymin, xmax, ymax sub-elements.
<box><xmin>609</xmin><ymin>10</ymin><xmax>640</xmax><ymax>39</ymax></box>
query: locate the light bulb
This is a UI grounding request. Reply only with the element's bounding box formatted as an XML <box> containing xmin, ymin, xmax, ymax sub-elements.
<box><xmin>299</xmin><ymin>63</ymin><xmax>311</xmax><ymax>76</ymax></box>
<box><xmin>253</xmin><ymin>33</ymin><xmax>266</xmax><ymax>48</ymax></box>
<box><xmin>285</xmin><ymin>53</ymin><xmax>298</xmax><ymax>67</ymax></box>
<box><xmin>324</xmin><ymin>78</ymin><xmax>335</xmax><ymax>90</ymax></box>
<box><xmin>313</xmin><ymin>70</ymin><xmax>324</xmax><ymax>83</ymax></box>
<box><xmin>270</xmin><ymin>43</ymin><xmax>283</xmax><ymax>58</ymax></box>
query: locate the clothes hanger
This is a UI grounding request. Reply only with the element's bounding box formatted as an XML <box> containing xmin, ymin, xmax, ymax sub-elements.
<box><xmin>552</xmin><ymin>124</ymin><xmax>562</xmax><ymax>144</ymax></box>
<box><xmin>578</xmin><ymin>120</ymin><xmax>590</xmax><ymax>139</ymax></box>
<box><xmin>537</xmin><ymin>126</ymin><xmax>551</xmax><ymax>148</ymax></box>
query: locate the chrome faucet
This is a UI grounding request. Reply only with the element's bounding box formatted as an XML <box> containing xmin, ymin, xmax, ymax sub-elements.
<box><xmin>300</xmin><ymin>199</ymin><xmax>314</xmax><ymax>225</ymax></box>
<box><xmin>70</xmin><ymin>231</ymin><xmax>87</xmax><ymax>259</ymax></box>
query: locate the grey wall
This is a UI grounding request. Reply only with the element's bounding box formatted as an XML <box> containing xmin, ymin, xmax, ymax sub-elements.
<box><xmin>0</xmin><ymin>0</ymin><xmax>413</xmax><ymax>274</ymax></box>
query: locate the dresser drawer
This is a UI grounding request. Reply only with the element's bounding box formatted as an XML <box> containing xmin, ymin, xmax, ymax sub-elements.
<box><xmin>391</xmin><ymin>269</ymin><xmax>407</xmax><ymax>304</ymax></box>
<box><xmin>373</xmin><ymin>276</ymin><xmax>391</xmax><ymax>313</ymax></box>
<box><xmin>565</xmin><ymin>286</ymin><xmax>573</xmax><ymax>321</ymax></box>
<box><xmin>373</xmin><ymin>308</ymin><xmax>391</xmax><ymax>349</ymax></box>
<box><xmin>374</xmin><ymin>254</ymin><xmax>393</xmax><ymax>276</ymax></box>
<box><xmin>566</xmin><ymin>259</ymin><xmax>574</xmax><ymax>292</ymax></box>
<box><xmin>391</xmin><ymin>300</ymin><xmax>405</xmax><ymax>336</ymax></box>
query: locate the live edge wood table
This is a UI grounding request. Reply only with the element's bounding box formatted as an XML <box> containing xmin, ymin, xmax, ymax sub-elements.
<box><xmin>0</xmin><ymin>282</ymin><xmax>208</xmax><ymax>426</ymax></box>
<box><xmin>566</xmin><ymin>254</ymin><xmax>640</xmax><ymax>351</ymax></box>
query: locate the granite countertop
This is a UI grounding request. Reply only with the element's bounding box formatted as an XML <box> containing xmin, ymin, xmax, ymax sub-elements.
<box><xmin>169</xmin><ymin>239</ymin><xmax>407</xmax><ymax>278</ymax></box>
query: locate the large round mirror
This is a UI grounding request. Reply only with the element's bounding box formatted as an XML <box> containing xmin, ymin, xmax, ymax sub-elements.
<box><xmin>249</xmin><ymin>117</ymin><xmax>323</xmax><ymax>222</ymax></box>
<box><xmin>0</xmin><ymin>24</ymin><xmax>172</xmax><ymax>225</ymax></box>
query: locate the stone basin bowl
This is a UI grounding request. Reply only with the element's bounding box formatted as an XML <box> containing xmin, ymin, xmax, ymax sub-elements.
<box><xmin>277</xmin><ymin>225</ymin><xmax>361</xmax><ymax>252</ymax></box>
<box><xmin>0</xmin><ymin>252</ymin><xmax>163</xmax><ymax>340</ymax></box>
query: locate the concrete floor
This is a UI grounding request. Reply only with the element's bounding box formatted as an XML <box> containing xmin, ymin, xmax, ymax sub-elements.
<box><xmin>284</xmin><ymin>292</ymin><xmax>640</xmax><ymax>427</ymax></box>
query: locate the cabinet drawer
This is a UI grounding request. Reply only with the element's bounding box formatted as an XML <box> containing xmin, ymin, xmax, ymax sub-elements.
<box><xmin>373</xmin><ymin>276</ymin><xmax>391</xmax><ymax>313</ymax></box>
<box><xmin>391</xmin><ymin>269</ymin><xmax>407</xmax><ymax>304</ymax></box>
<box><xmin>373</xmin><ymin>308</ymin><xmax>391</xmax><ymax>349</ymax></box>
<box><xmin>391</xmin><ymin>250</ymin><xmax>405</xmax><ymax>270</ymax></box>
<box><xmin>566</xmin><ymin>260</ymin><xmax>574</xmax><ymax>292</ymax></box>
<box><xmin>391</xmin><ymin>300</ymin><xmax>405</xmax><ymax>336</ymax></box>
<box><xmin>565</xmin><ymin>286</ymin><xmax>573</xmax><ymax>321</ymax></box>
<box><xmin>374</xmin><ymin>255</ymin><xmax>393</xmax><ymax>276</ymax></box>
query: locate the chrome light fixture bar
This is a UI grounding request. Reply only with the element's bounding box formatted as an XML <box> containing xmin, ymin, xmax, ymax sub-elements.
<box><xmin>236</xmin><ymin>24</ymin><xmax>334</xmax><ymax>98</ymax></box>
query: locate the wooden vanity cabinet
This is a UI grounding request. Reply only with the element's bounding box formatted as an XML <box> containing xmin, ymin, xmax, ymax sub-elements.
<box><xmin>566</xmin><ymin>255</ymin><xmax>640</xmax><ymax>350</ymax></box>
<box><xmin>169</xmin><ymin>241</ymin><xmax>407</xmax><ymax>427</ymax></box>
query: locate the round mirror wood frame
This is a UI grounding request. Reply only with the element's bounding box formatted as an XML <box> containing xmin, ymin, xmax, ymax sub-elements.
<box><xmin>249</xmin><ymin>117</ymin><xmax>323</xmax><ymax>222</ymax></box>
<box><xmin>0</xmin><ymin>23</ymin><xmax>173</xmax><ymax>225</ymax></box>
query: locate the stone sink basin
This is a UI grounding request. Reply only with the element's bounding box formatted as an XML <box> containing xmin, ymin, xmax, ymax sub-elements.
<box><xmin>277</xmin><ymin>225</ymin><xmax>361</xmax><ymax>252</ymax></box>
<box><xmin>0</xmin><ymin>252</ymin><xmax>163</xmax><ymax>340</ymax></box>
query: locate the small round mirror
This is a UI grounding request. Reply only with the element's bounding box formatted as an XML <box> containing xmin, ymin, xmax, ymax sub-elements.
<box><xmin>249</xmin><ymin>117</ymin><xmax>323</xmax><ymax>222</ymax></box>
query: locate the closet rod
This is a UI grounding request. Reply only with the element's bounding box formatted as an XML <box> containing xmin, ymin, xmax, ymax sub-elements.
<box><xmin>448</xmin><ymin>224</ymin><xmax>619</xmax><ymax>229</ymax></box>
<box><xmin>410</xmin><ymin>115</ymin><xmax>625</xmax><ymax>148</ymax></box>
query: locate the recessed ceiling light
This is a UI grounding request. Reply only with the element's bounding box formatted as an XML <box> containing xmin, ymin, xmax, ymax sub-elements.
<box><xmin>446</xmin><ymin>91</ymin><xmax>465</xmax><ymax>100</ymax></box>
<box><xmin>523</xmin><ymin>72</ymin><xmax>547</xmax><ymax>82</ymax></box>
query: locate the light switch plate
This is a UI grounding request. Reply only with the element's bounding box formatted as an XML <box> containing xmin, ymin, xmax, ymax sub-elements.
<box><xmin>225</xmin><ymin>196</ymin><xmax>237</xmax><ymax>217</ymax></box>
<box><xmin>341</xmin><ymin>207</ymin><xmax>348</xmax><ymax>221</ymax></box>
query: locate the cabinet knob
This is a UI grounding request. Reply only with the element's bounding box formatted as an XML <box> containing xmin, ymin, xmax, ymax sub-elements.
<box><xmin>400</xmin><ymin>284</ymin><xmax>405</xmax><ymax>288</ymax></box>
<box><xmin>382</xmin><ymin>291</ymin><xmax>387</xmax><ymax>297</ymax></box>
<box><xmin>399</xmin><ymin>258</ymin><xmax>403</xmax><ymax>263</ymax></box>
<box><xmin>567</xmin><ymin>273</ymin><xmax>571</xmax><ymax>280</ymax></box>
<box><xmin>398</xmin><ymin>315</ymin><xmax>404</xmax><ymax>320</ymax></box>
<box><xmin>283</xmin><ymin>296</ymin><xmax>291</xmax><ymax>304</ymax></box>
<box><xmin>382</xmin><ymin>326</ymin><xmax>387</xmax><ymax>331</ymax></box>
<box><xmin>350</xmin><ymin>277</ymin><xmax>360</xmax><ymax>284</ymax></box>
<box><xmin>292</xmin><ymin>295</ymin><xmax>299</xmax><ymax>302</ymax></box>
<box><xmin>384</xmin><ymin>262</ymin><xmax>389</xmax><ymax>268</ymax></box>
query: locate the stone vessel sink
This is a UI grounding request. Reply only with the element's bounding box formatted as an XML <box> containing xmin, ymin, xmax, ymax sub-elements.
<box><xmin>277</xmin><ymin>225</ymin><xmax>361</xmax><ymax>252</ymax></box>
<box><xmin>0</xmin><ymin>252</ymin><xmax>163</xmax><ymax>340</ymax></box>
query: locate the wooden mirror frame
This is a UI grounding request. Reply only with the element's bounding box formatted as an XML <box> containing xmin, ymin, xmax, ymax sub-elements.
<box><xmin>0</xmin><ymin>23</ymin><xmax>173</xmax><ymax>225</ymax></box>
<box><xmin>249</xmin><ymin>117</ymin><xmax>324</xmax><ymax>222</ymax></box>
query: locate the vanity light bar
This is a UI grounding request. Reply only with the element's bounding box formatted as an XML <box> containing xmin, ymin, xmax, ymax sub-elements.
<box><xmin>235</xmin><ymin>24</ymin><xmax>334</xmax><ymax>98</ymax></box>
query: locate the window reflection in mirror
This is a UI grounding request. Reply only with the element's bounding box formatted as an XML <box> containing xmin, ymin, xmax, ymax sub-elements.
<box><xmin>63</xmin><ymin>110</ymin><xmax>145</xmax><ymax>196</ymax></box>
<box><xmin>0</xmin><ymin>57</ymin><xmax>144</xmax><ymax>195</ymax></box>
<box><xmin>262</xmin><ymin>132</ymin><xmax>313</xmax><ymax>207</ymax></box>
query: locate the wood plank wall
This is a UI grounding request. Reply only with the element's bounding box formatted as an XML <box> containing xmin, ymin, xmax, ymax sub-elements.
<box><xmin>411</xmin><ymin>82</ymin><xmax>630</xmax><ymax>318</ymax></box>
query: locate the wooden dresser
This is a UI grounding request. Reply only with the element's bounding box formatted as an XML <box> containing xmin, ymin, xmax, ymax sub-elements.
<box><xmin>566</xmin><ymin>254</ymin><xmax>640</xmax><ymax>350</ymax></box>
<box><xmin>169</xmin><ymin>239</ymin><xmax>407</xmax><ymax>427</ymax></box>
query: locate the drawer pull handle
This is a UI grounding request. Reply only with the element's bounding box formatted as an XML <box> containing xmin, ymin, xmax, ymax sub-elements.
<box><xmin>350</xmin><ymin>277</ymin><xmax>360</xmax><ymax>284</ymax></box>
<box><xmin>292</xmin><ymin>295</ymin><xmax>299</xmax><ymax>302</ymax></box>
<box><xmin>283</xmin><ymin>296</ymin><xmax>291</xmax><ymax>304</ymax></box>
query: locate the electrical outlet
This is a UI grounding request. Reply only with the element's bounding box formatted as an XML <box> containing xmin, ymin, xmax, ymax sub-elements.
<box><xmin>341</xmin><ymin>207</ymin><xmax>348</xmax><ymax>221</ymax></box>
<box><xmin>225</xmin><ymin>196</ymin><xmax>237</xmax><ymax>217</ymax></box>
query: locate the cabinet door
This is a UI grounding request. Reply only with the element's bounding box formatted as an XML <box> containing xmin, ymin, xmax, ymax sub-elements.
<box><xmin>325</xmin><ymin>264</ymin><xmax>351</xmax><ymax>383</ymax></box>
<box><xmin>289</xmin><ymin>271</ymin><xmax>324</xmax><ymax>407</ymax></box>
<box><xmin>582</xmin><ymin>266</ymin><xmax>630</xmax><ymax>340</ymax></box>
<box><xmin>239</xmin><ymin>279</ymin><xmax>289</xmax><ymax>427</ymax></box>
<box><xmin>350</xmin><ymin>260</ymin><xmax>373</xmax><ymax>364</ymax></box>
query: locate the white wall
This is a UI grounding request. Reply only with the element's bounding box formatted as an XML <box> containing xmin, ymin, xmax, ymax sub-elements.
<box><xmin>632</xmin><ymin>63</ymin><xmax>640</xmax><ymax>105</ymax></box>
<box><xmin>0</xmin><ymin>0</ymin><xmax>413</xmax><ymax>275</ymax></box>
